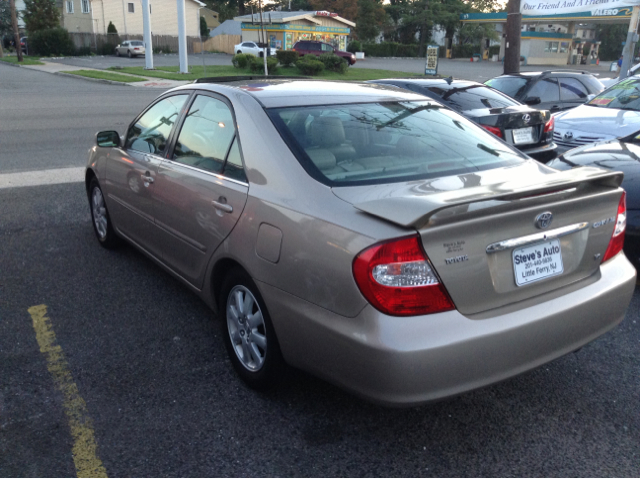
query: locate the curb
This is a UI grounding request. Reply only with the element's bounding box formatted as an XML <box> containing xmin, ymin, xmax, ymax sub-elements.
<box><xmin>0</xmin><ymin>60</ymin><xmax>25</xmax><ymax>68</ymax></box>
<box><xmin>53</xmin><ymin>71</ymin><xmax>137</xmax><ymax>86</ymax></box>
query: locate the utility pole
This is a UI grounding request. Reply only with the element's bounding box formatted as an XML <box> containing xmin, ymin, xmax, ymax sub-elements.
<box><xmin>177</xmin><ymin>0</ymin><xmax>188</xmax><ymax>73</ymax></box>
<box><xmin>142</xmin><ymin>0</ymin><xmax>154</xmax><ymax>69</ymax></box>
<box><xmin>10</xmin><ymin>0</ymin><xmax>22</xmax><ymax>62</ymax></box>
<box><xmin>619</xmin><ymin>5</ymin><xmax>640</xmax><ymax>80</ymax></box>
<box><xmin>258</xmin><ymin>0</ymin><xmax>267</xmax><ymax>75</ymax></box>
<box><xmin>503</xmin><ymin>0</ymin><xmax>521</xmax><ymax>74</ymax></box>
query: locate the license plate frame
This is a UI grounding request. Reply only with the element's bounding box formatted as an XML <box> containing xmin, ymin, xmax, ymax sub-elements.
<box><xmin>513</xmin><ymin>239</ymin><xmax>564</xmax><ymax>287</ymax></box>
<box><xmin>512</xmin><ymin>127</ymin><xmax>535</xmax><ymax>145</ymax></box>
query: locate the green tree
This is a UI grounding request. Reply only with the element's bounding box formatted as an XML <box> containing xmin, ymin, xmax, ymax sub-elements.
<box><xmin>22</xmin><ymin>0</ymin><xmax>59</xmax><ymax>32</ymax></box>
<box><xmin>107</xmin><ymin>21</ymin><xmax>117</xmax><ymax>34</ymax></box>
<box><xmin>457</xmin><ymin>22</ymin><xmax>499</xmax><ymax>44</ymax></box>
<box><xmin>596</xmin><ymin>24</ymin><xmax>627</xmax><ymax>61</ymax></box>
<box><xmin>200</xmin><ymin>16</ymin><xmax>209</xmax><ymax>37</ymax></box>
<box><xmin>0</xmin><ymin>1</ymin><xmax>11</xmax><ymax>37</ymax></box>
<box><xmin>356</xmin><ymin>0</ymin><xmax>385</xmax><ymax>42</ymax></box>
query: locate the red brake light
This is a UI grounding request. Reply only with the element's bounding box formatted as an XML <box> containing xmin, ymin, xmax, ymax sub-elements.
<box><xmin>602</xmin><ymin>191</ymin><xmax>626</xmax><ymax>263</ymax></box>
<box><xmin>353</xmin><ymin>236</ymin><xmax>455</xmax><ymax>316</ymax></box>
<box><xmin>480</xmin><ymin>124</ymin><xmax>503</xmax><ymax>138</ymax></box>
<box><xmin>544</xmin><ymin>116</ymin><xmax>555</xmax><ymax>133</ymax></box>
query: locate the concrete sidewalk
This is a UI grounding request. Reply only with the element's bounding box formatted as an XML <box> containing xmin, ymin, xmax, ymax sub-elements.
<box><xmin>19</xmin><ymin>60</ymin><xmax>191</xmax><ymax>88</ymax></box>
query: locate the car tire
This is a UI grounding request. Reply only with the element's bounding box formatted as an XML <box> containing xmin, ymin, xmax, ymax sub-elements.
<box><xmin>88</xmin><ymin>178</ymin><xmax>120</xmax><ymax>249</ymax></box>
<box><xmin>219</xmin><ymin>268</ymin><xmax>284</xmax><ymax>390</ymax></box>
<box><xmin>237</xmin><ymin>50</ymin><xmax>242</xmax><ymax>54</ymax></box>
<box><xmin>116</xmin><ymin>49</ymin><xmax>120</xmax><ymax>57</ymax></box>
<box><xmin>128</xmin><ymin>50</ymin><xmax>132</xmax><ymax>58</ymax></box>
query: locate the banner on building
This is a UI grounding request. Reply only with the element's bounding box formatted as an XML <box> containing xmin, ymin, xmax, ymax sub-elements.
<box><xmin>521</xmin><ymin>0</ymin><xmax>640</xmax><ymax>16</ymax></box>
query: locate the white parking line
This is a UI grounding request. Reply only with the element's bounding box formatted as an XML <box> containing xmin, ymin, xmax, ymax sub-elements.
<box><xmin>0</xmin><ymin>167</ymin><xmax>85</xmax><ymax>189</ymax></box>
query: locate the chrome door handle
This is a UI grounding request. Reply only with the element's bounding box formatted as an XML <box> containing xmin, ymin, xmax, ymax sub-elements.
<box><xmin>141</xmin><ymin>173</ymin><xmax>154</xmax><ymax>185</ymax></box>
<box><xmin>213</xmin><ymin>200</ymin><xmax>233</xmax><ymax>213</ymax></box>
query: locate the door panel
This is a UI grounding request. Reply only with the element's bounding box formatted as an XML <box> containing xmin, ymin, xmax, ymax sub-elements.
<box><xmin>105</xmin><ymin>94</ymin><xmax>189</xmax><ymax>257</ymax></box>
<box><xmin>153</xmin><ymin>94</ymin><xmax>249</xmax><ymax>287</ymax></box>
<box><xmin>526</xmin><ymin>78</ymin><xmax>562</xmax><ymax>112</ymax></box>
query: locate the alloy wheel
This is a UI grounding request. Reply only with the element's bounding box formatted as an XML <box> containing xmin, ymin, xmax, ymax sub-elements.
<box><xmin>226</xmin><ymin>285</ymin><xmax>267</xmax><ymax>371</ymax></box>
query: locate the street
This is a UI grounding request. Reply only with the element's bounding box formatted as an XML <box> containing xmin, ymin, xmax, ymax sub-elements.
<box><xmin>1</xmin><ymin>63</ymin><xmax>639</xmax><ymax>477</ymax></box>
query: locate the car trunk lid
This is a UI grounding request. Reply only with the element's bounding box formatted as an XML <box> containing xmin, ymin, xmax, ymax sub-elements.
<box><xmin>333</xmin><ymin>161</ymin><xmax>624</xmax><ymax>315</ymax></box>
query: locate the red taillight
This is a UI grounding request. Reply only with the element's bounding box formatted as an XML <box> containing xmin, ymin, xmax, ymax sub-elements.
<box><xmin>602</xmin><ymin>191</ymin><xmax>626</xmax><ymax>263</ymax></box>
<box><xmin>480</xmin><ymin>124</ymin><xmax>503</xmax><ymax>138</ymax></box>
<box><xmin>544</xmin><ymin>116</ymin><xmax>555</xmax><ymax>133</ymax></box>
<box><xmin>353</xmin><ymin>236</ymin><xmax>455</xmax><ymax>316</ymax></box>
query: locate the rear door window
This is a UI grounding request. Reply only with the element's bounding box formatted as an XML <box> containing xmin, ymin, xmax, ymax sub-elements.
<box><xmin>559</xmin><ymin>77</ymin><xmax>589</xmax><ymax>102</ymax></box>
<box><xmin>526</xmin><ymin>78</ymin><xmax>560</xmax><ymax>102</ymax></box>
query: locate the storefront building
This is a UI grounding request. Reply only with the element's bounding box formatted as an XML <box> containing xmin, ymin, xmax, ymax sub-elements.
<box><xmin>234</xmin><ymin>11</ymin><xmax>354</xmax><ymax>51</ymax></box>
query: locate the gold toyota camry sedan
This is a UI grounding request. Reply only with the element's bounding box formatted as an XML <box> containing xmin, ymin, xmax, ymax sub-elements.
<box><xmin>85</xmin><ymin>79</ymin><xmax>636</xmax><ymax>406</ymax></box>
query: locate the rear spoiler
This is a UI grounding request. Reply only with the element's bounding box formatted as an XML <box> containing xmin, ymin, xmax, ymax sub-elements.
<box><xmin>353</xmin><ymin>166</ymin><xmax>623</xmax><ymax>228</ymax></box>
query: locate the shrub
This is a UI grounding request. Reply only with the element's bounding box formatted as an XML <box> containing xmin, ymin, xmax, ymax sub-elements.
<box><xmin>107</xmin><ymin>21</ymin><xmax>117</xmax><ymax>34</ymax></box>
<box><xmin>488</xmin><ymin>45</ymin><xmax>500</xmax><ymax>57</ymax></box>
<box><xmin>296</xmin><ymin>55</ymin><xmax>324</xmax><ymax>75</ymax></box>
<box><xmin>153</xmin><ymin>45</ymin><xmax>172</xmax><ymax>54</ymax></box>
<box><xmin>347</xmin><ymin>40</ymin><xmax>362</xmax><ymax>53</ymax></box>
<box><xmin>247</xmin><ymin>54</ymin><xmax>278</xmax><ymax>74</ymax></box>
<box><xmin>232</xmin><ymin>53</ymin><xmax>253</xmax><ymax>68</ymax></box>
<box><xmin>362</xmin><ymin>42</ymin><xmax>419</xmax><ymax>57</ymax></box>
<box><xmin>451</xmin><ymin>44</ymin><xmax>480</xmax><ymax>59</ymax></box>
<box><xmin>275</xmin><ymin>49</ymin><xmax>298</xmax><ymax>67</ymax></box>
<box><xmin>75</xmin><ymin>46</ymin><xmax>91</xmax><ymax>56</ymax></box>
<box><xmin>318</xmin><ymin>52</ymin><xmax>347</xmax><ymax>73</ymax></box>
<box><xmin>30</xmin><ymin>27</ymin><xmax>74</xmax><ymax>56</ymax></box>
<box><xmin>98</xmin><ymin>42</ymin><xmax>117</xmax><ymax>56</ymax></box>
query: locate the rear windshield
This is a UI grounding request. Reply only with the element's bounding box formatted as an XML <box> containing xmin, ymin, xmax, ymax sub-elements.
<box><xmin>485</xmin><ymin>77</ymin><xmax>530</xmax><ymax>98</ymax></box>
<box><xmin>131</xmin><ymin>41</ymin><xmax>144</xmax><ymax>46</ymax></box>
<box><xmin>426</xmin><ymin>85</ymin><xmax>520</xmax><ymax>110</ymax></box>
<box><xmin>587</xmin><ymin>77</ymin><xmax>640</xmax><ymax>110</ymax></box>
<box><xmin>268</xmin><ymin>101</ymin><xmax>525</xmax><ymax>187</ymax></box>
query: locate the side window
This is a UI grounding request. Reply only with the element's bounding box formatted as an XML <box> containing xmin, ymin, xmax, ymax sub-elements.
<box><xmin>223</xmin><ymin>138</ymin><xmax>247</xmax><ymax>182</ymax></box>
<box><xmin>526</xmin><ymin>78</ymin><xmax>560</xmax><ymax>102</ymax></box>
<box><xmin>309</xmin><ymin>42</ymin><xmax>321</xmax><ymax>51</ymax></box>
<box><xmin>172</xmin><ymin>95</ymin><xmax>235</xmax><ymax>174</ymax></box>
<box><xmin>559</xmin><ymin>78</ymin><xmax>589</xmax><ymax>101</ymax></box>
<box><xmin>126</xmin><ymin>94</ymin><xmax>188</xmax><ymax>155</ymax></box>
<box><xmin>321</xmin><ymin>43</ymin><xmax>333</xmax><ymax>52</ymax></box>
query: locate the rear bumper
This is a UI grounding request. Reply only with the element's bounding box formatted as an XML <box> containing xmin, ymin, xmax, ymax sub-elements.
<box><xmin>261</xmin><ymin>253</ymin><xmax>636</xmax><ymax>406</ymax></box>
<box><xmin>521</xmin><ymin>141</ymin><xmax>557</xmax><ymax>157</ymax></box>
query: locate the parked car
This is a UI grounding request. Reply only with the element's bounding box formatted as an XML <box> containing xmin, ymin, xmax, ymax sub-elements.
<box><xmin>20</xmin><ymin>36</ymin><xmax>27</xmax><ymax>55</ymax></box>
<box><xmin>553</xmin><ymin>76</ymin><xmax>640</xmax><ymax>153</ymax></box>
<box><xmin>233</xmin><ymin>41</ymin><xmax>277</xmax><ymax>57</ymax></box>
<box><xmin>86</xmin><ymin>79</ymin><xmax>635</xmax><ymax>406</ymax></box>
<box><xmin>601</xmin><ymin>63</ymin><xmax>640</xmax><ymax>88</ymax></box>
<box><xmin>368</xmin><ymin>78</ymin><xmax>556</xmax><ymax>160</ymax></box>
<box><xmin>115</xmin><ymin>40</ymin><xmax>146</xmax><ymax>58</ymax></box>
<box><xmin>547</xmin><ymin>140</ymin><xmax>640</xmax><ymax>268</ymax></box>
<box><xmin>485</xmin><ymin>71</ymin><xmax>604</xmax><ymax>113</ymax></box>
<box><xmin>292</xmin><ymin>40</ymin><xmax>356</xmax><ymax>65</ymax></box>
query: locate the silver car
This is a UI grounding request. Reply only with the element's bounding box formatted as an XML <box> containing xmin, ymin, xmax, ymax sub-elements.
<box><xmin>86</xmin><ymin>79</ymin><xmax>635</xmax><ymax>406</ymax></box>
<box><xmin>115</xmin><ymin>40</ymin><xmax>146</xmax><ymax>58</ymax></box>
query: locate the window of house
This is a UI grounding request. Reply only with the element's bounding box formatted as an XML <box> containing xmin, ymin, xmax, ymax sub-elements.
<box><xmin>66</xmin><ymin>1</ymin><xmax>74</xmax><ymax>13</ymax></box>
<box><xmin>81</xmin><ymin>0</ymin><xmax>89</xmax><ymax>13</ymax></box>
<box><xmin>560</xmin><ymin>42</ymin><xmax>569</xmax><ymax>53</ymax></box>
<box><xmin>544</xmin><ymin>42</ymin><xmax>559</xmax><ymax>53</ymax></box>
<box><xmin>128</xmin><ymin>2</ymin><xmax>134</xmax><ymax>13</ymax></box>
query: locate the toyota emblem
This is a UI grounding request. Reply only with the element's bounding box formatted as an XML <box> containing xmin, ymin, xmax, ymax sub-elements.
<box><xmin>535</xmin><ymin>212</ymin><xmax>553</xmax><ymax>229</ymax></box>
<box><xmin>522</xmin><ymin>114</ymin><xmax>531</xmax><ymax>124</ymax></box>
<box><xmin>564</xmin><ymin>131</ymin><xmax>574</xmax><ymax>140</ymax></box>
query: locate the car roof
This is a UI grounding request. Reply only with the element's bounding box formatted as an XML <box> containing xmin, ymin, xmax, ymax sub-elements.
<box><xmin>371</xmin><ymin>78</ymin><xmax>483</xmax><ymax>88</ymax></box>
<box><xmin>174</xmin><ymin>79</ymin><xmax>429</xmax><ymax>108</ymax></box>
<box><xmin>495</xmin><ymin>71</ymin><xmax>595</xmax><ymax>78</ymax></box>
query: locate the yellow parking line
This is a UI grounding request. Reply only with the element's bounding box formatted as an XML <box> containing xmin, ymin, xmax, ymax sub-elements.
<box><xmin>28</xmin><ymin>305</ymin><xmax>108</xmax><ymax>478</ymax></box>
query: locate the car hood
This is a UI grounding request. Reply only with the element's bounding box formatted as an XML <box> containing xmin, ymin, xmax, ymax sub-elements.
<box><xmin>554</xmin><ymin>104</ymin><xmax>640</xmax><ymax>139</ymax></box>
<box><xmin>332</xmin><ymin>160</ymin><xmax>622</xmax><ymax>228</ymax></box>
<box><xmin>548</xmin><ymin>140</ymin><xmax>640</xmax><ymax>209</ymax></box>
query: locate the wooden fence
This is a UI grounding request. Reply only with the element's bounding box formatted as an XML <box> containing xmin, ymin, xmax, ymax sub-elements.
<box><xmin>193</xmin><ymin>35</ymin><xmax>241</xmax><ymax>55</ymax></box>
<box><xmin>69</xmin><ymin>32</ymin><xmax>199</xmax><ymax>54</ymax></box>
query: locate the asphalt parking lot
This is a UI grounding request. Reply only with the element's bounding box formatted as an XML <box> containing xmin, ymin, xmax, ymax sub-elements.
<box><xmin>1</xmin><ymin>63</ymin><xmax>639</xmax><ymax>477</ymax></box>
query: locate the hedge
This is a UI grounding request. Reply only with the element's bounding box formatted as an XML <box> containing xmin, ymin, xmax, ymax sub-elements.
<box><xmin>451</xmin><ymin>44</ymin><xmax>481</xmax><ymax>59</ymax></box>
<box><xmin>248</xmin><ymin>55</ymin><xmax>278</xmax><ymax>74</ymax></box>
<box><xmin>275</xmin><ymin>49</ymin><xmax>299</xmax><ymax>67</ymax></box>
<box><xmin>362</xmin><ymin>42</ymin><xmax>419</xmax><ymax>57</ymax></box>
<box><xmin>30</xmin><ymin>28</ymin><xmax>75</xmax><ymax>56</ymax></box>
<box><xmin>296</xmin><ymin>55</ymin><xmax>324</xmax><ymax>75</ymax></box>
<box><xmin>318</xmin><ymin>53</ymin><xmax>347</xmax><ymax>73</ymax></box>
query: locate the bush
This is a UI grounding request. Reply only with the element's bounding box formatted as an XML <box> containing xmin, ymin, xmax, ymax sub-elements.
<box><xmin>296</xmin><ymin>55</ymin><xmax>324</xmax><ymax>75</ymax></box>
<box><xmin>362</xmin><ymin>42</ymin><xmax>419</xmax><ymax>57</ymax></box>
<box><xmin>247</xmin><ymin>54</ymin><xmax>278</xmax><ymax>74</ymax></box>
<box><xmin>488</xmin><ymin>45</ymin><xmax>500</xmax><ymax>57</ymax></box>
<box><xmin>318</xmin><ymin>52</ymin><xmax>347</xmax><ymax>73</ymax></box>
<box><xmin>98</xmin><ymin>42</ymin><xmax>117</xmax><ymax>56</ymax></box>
<box><xmin>451</xmin><ymin>44</ymin><xmax>480</xmax><ymax>59</ymax></box>
<box><xmin>107</xmin><ymin>21</ymin><xmax>117</xmax><ymax>34</ymax></box>
<box><xmin>275</xmin><ymin>49</ymin><xmax>298</xmax><ymax>67</ymax></box>
<box><xmin>347</xmin><ymin>40</ymin><xmax>362</xmax><ymax>53</ymax></box>
<box><xmin>153</xmin><ymin>45</ymin><xmax>172</xmax><ymax>54</ymax></box>
<box><xmin>232</xmin><ymin>53</ymin><xmax>253</xmax><ymax>68</ymax></box>
<box><xmin>30</xmin><ymin>27</ymin><xmax>74</xmax><ymax>56</ymax></box>
<box><xmin>75</xmin><ymin>46</ymin><xmax>91</xmax><ymax>56</ymax></box>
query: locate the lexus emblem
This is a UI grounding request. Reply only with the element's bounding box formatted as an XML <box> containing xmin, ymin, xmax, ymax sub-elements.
<box><xmin>522</xmin><ymin>114</ymin><xmax>531</xmax><ymax>124</ymax></box>
<box><xmin>535</xmin><ymin>212</ymin><xmax>553</xmax><ymax>229</ymax></box>
<box><xmin>564</xmin><ymin>131</ymin><xmax>574</xmax><ymax>140</ymax></box>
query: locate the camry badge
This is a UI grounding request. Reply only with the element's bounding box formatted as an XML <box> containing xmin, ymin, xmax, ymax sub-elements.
<box><xmin>535</xmin><ymin>212</ymin><xmax>553</xmax><ymax>229</ymax></box>
<box><xmin>522</xmin><ymin>114</ymin><xmax>531</xmax><ymax>124</ymax></box>
<box><xmin>564</xmin><ymin>131</ymin><xmax>574</xmax><ymax>140</ymax></box>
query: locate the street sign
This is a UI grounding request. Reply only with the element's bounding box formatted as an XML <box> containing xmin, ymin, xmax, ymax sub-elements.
<box><xmin>425</xmin><ymin>45</ymin><xmax>439</xmax><ymax>75</ymax></box>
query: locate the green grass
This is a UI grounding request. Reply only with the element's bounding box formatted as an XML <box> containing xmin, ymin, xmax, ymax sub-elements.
<box><xmin>63</xmin><ymin>69</ymin><xmax>147</xmax><ymax>82</ymax></box>
<box><xmin>111</xmin><ymin>65</ymin><xmax>423</xmax><ymax>82</ymax></box>
<box><xmin>0</xmin><ymin>55</ymin><xmax>45</xmax><ymax>65</ymax></box>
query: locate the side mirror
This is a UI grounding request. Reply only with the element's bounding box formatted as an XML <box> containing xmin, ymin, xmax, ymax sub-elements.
<box><xmin>524</xmin><ymin>96</ymin><xmax>541</xmax><ymax>106</ymax></box>
<box><xmin>586</xmin><ymin>93</ymin><xmax>596</xmax><ymax>101</ymax></box>
<box><xmin>96</xmin><ymin>130</ymin><xmax>121</xmax><ymax>148</ymax></box>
